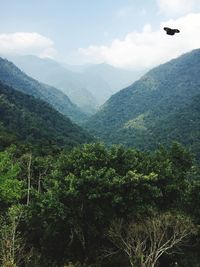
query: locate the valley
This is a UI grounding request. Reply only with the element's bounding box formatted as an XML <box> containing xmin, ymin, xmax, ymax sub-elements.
<box><xmin>0</xmin><ymin>47</ymin><xmax>200</xmax><ymax>267</ymax></box>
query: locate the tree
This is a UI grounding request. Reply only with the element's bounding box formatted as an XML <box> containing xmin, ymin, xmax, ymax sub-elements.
<box><xmin>0</xmin><ymin>147</ymin><xmax>22</xmax><ymax>208</ymax></box>
<box><xmin>0</xmin><ymin>205</ymin><xmax>30</xmax><ymax>267</ymax></box>
<box><xmin>107</xmin><ymin>213</ymin><xmax>197</xmax><ymax>267</ymax></box>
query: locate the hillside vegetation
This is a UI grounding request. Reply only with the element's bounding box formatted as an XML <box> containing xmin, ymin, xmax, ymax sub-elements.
<box><xmin>85</xmin><ymin>49</ymin><xmax>200</xmax><ymax>158</ymax></box>
<box><xmin>0</xmin><ymin>57</ymin><xmax>87</xmax><ymax>123</ymax></box>
<box><xmin>0</xmin><ymin>49</ymin><xmax>200</xmax><ymax>267</ymax></box>
<box><xmin>0</xmin><ymin>82</ymin><xmax>93</xmax><ymax>153</ymax></box>
<box><xmin>0</xmin><ymin>143</ymin><xmax>199</xmax><ymax>267</ymax></box>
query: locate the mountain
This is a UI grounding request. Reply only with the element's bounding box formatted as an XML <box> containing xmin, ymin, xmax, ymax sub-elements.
<box><xmin>85</xmin><ymin>49</ymin><xmax>200</xmax><ymax>158</ymax></box>
<box><xmin>0</xmin><ymin>57</ymin><xmax>87</xmax><ymax>124</ymax></box>
<box><xmin>64</xmin><ymin>61</ymin><xmax>145</xmax><ymax>100</ymax></box>
<box><xmin>83</xmin><ymin>63</ymin><xmax>145</xmax><ymax>93</ymax></box>
<box><xmin>0</xmin><ymin>81</ymin><xmax>93</xmax><ymax>152</ymax></box>
<box><xmin>9</xmin><ymin>56</ymin><xmax>144</xmax><ymax>113</ymax></box>
<box><xmin>8</xmin><ymin>55</ymin><xmax>103</xmax><ymax>114</ymax></box>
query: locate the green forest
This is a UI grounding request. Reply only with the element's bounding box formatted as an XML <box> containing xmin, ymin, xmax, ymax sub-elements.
<box><xmin>0</xmin><ymin>50</ymin><xmax>200</xmax><ymax>267</ymax></box>
<box><xmin>0</xmin><ymin>82</ymin><xmax>93</xmax><ymax>154</ymax></box>
<box><xmin>0</xmin><ymin>141</ymin><xmax>200</xmax><ymax>267</ymax></box>
<box><xmin>1</xmin><ymin>0</ymin><xmax>200</xmax><ymax>265</ymax></box>
<box><xmin>85</xmin><ymin>49</ymin><xmax>200</xmax><ymax>160</ymax></box>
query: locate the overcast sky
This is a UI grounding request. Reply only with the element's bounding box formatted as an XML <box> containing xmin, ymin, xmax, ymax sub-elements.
<box><xmin>0</xmin><ymin>0</ymin><xmax>200</xmax><ymax>69</ymax></box>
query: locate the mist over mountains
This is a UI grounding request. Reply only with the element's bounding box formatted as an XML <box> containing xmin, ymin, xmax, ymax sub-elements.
<box><xmin>0</xmin><ymin>57</ymin><xmax>87</xmax><ymax>123</ymax></box>
<box><xmin>1</xmin><ymin>49</ymin><xmax>200</xmax><ymax>159</ymax></box>
<box><xmin>0</xmin><ymin>46</ymin><xmax>200</xmax><ymax>267</ymax></box>
<box><xmin>2</xmin><ymin>0</ymin><xmax>200</xmax><ymax>266</ymax></box>
<box><xmin>8</xmin><ymin>55</ymin><xmax>143</xmax><ymax>114</ymax></box>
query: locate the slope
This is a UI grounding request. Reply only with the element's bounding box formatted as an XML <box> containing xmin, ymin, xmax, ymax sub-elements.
<box><xmin>8</xmin><ymin>55</ymin><xmax>101</xmax><ymax>114</ymax></box>
<box><xmin>0</xmin><ymin>57</ymin><xmax>87</xmax><ymax>123</ymax></box>
<box><xmin>9</xmin><ymin>56</ymin><xmax>143</xmax><ymax>112</ymax></box>
<box><xmin>83</xmin><ymin>63</ymin><xmax>145</xmax><ymax>93</ymax></box>
<box><xmin>85</xmin><ymin>49</ymin><xmax>200</xmax><ymax>156</ymax></box>
<box><xmin>0</xmin><ymin>81</ymin><xmax>93</xmax><ymax>152</ymax></box>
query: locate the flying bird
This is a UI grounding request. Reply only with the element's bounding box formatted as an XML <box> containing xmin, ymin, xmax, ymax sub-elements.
<box><xmin>164</xmin><ymin>27</ymin><xmax>180</xmax><ymax>35</ymax></box>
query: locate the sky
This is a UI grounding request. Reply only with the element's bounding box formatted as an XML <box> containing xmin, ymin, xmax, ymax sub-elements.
<box><xmin>0</xmin><ymin>0</ymin><xmax>200</xmax><ymax>70</ymax></box>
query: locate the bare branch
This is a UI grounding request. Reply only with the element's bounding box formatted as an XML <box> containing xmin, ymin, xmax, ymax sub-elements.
<box><xmin>107</xmin><ymin>213</ymin><xmax>197</xmax><ymax>267</ymax></box>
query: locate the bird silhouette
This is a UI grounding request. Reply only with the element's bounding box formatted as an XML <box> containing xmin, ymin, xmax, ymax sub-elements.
<box><xmin>164</xmin><ymin>27</ymin><xmax>180</xmax><ymax>35</ymax></box>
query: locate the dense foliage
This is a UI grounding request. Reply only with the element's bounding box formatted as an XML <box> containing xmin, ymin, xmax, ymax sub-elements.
<box><xmin>0</xmin><ymin>57</ymin><xmax>87</xmax><ymax>123</ymax></box>
<box><xmin>0</xmin><ymin>142</ymin><xmax>199</xmax><ymax>267</ymax></box>
<box><xmin>0</xmin><ymin>49</ymin><xmax>200</xmax><ymax>267</ymax></box>
<box><xmin>0</xmin><ymin>82</ymin><xmax>93</xmax><ymax>153</ymax></box>
<box><xmin>85</xmin><ymin>49</ymin><xmax>200</xmax><ymax>159</ymax></box>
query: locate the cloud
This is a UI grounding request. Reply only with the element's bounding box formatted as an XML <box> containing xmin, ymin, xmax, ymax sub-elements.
<box><xmin>79</xmin><ymin>13</ymin><xmax>200</xmax><ymax>70</ymax></box>
<box><xmin>0</xmin><ymin>32</ymin><xmax>57</xmax><ymax>58</ymax></box>
<box><xmin>156</xmin><ymin>0</ymin><xmax>200</xmax><ymax>17</ymax></box>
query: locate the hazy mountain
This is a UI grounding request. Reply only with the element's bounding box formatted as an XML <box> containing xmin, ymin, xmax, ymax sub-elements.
<box><xmin>83</xmin><ymin>63</ymin><xmax>145</xmax><ymax>92</ymax></box>
<box><xmin>64</xmin><ymin>61</ymin><xmax>145</xmax><ymax>98</ymax></box>
<box><xmin>85</xmin><ymin>49</ymin><xmax>200</xmax><ymax>157</ymax></box>
<box><xmin>0</xmin><ymin>57</ymin><xmax>87</xmax><ymax>123</ymax></box>
<box><xmin>9</xmin><ymin>56</ymin><xmax>144</xmax><ymax>114</ymax></box>
<box><xmin>63</xmin><ymin>62</ymin><xmax>93</xmax><ymax>73</ymax></box>
<box><xmin>9</xmin><ymin>55</ymin><xmax>104</xmax><ymax>114</ymax></box>
<box><xmin>0</xmin><ymin>81</ymin><xmax>93</xmax><ymax>152</ymax></box>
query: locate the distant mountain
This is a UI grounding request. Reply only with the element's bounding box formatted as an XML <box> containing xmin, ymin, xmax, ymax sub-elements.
<box><xmin>9</xmin><ymin>56</ymin><xmax>144</xmax><ymax>113</ymax></box>
<box><xmin>64</xmin><ymin>61</ymin><xmax>145</xmax><ymax>99</ymax></box>
<box><xmin>83</xmin><ymin>63</ymin><xmax>145</xmax><ymax>93</ymax></box>
<box><xmin>62</xmin><ymin>62</ymin><xmax>93</xmax><ymax>73</ymax></box>
<box><xmin>9</xmin><ymin>55</ymin><xmax>102</xmax><ymax>114</ymax></box>
<box><xmin>0</xmin><ymin>57</ymin><xmax>87</xmax><ymax>123</ymax></box>
<box><xmin>85</xmin><ymin>49</ymin><xmax>200</xmax><ymax>158</ymax></box>
<box><xmin>0</xmin><ymin>81</ymin><xmax>93</xmax><ymax>152</ymax></box>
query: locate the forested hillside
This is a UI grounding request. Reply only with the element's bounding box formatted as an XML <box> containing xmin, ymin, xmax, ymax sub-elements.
<box><xmin>0</xmin><ymin>57</ymin><xmax>87</xmax><ymax>123</ymax></box>
<box><xmin>85</xmin><ymin>49</ymin><xmax>200</xmax><ymax>158</ymax></box>
<box><xmin>0</xmin><ymin>50</ymin><xmax>200</xmax><ymax>267</ymax></box>
<box><xmin>0</xmin><ymin>82</ymin><xmax>93</xmax><ymax>153</ymax></box>
<box><xmin>2</xmin><ymin>0</ymin><xmax>200</xmax><ymax>266</ymax></box>
<box><xmin>0</xmin><ymin>143</ymin><xmax>199</xmax><ymax>267</ymax></box>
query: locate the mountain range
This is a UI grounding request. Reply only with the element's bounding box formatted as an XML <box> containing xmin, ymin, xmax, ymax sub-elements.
<box><xmin>8</xmin><ymin>55</ymin><xmax>143</xmax><ymax>114</ymax></box>
<box><xmin>1</xmin><ymin>49</ymin><xmax>200</xmax><ymax>159</ymax></box>
<box><xmin>85</xmin><ymin>49</ymin><xmax>200</xmax><ymax>159</ymax></box>
<box><xmin>0</xmin><ymin>57</ymin><xmax>87</xmax><ymax>124</ymax></box>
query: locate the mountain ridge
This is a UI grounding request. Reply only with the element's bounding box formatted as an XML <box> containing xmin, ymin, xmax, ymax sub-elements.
<box><xmin>0</xmin><ymin>57</ymin><xmax>87</xmax><ymax>123</ymax></box>
<box><xmin>8</xmin><ymin>55</ymin><xmax>145</xmax><ymax>113</ymax></box>
<box><xmin>0</xmin><ymin>81</ymin><xmax>93</xmax><ymax>152</ymax></box>
<box><xmin>85</xmin><ymin>48</ymin><xmax>200</xmax><ymax>157</ymax></box>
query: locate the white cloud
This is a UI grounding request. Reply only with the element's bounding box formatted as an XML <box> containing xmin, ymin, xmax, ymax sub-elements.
<box><xmin>157</xmin><ymin>0</ymin><xmax>200</xmax><ymax>17</ymax></box>
<box><xmin>0</xmin><ymin>32</ymin><xmax>57</xmax><ymax>58</ymax></box>
<box><xmin>78</xmin><ymin>13</ymin><xmax>200</xmax><ymax>70</ymax></box>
